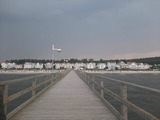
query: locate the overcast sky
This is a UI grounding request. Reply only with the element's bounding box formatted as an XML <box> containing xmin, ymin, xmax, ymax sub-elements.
<box><xmin>0</xmin><ymin>0</ymin><xmax>160</xmax><ymax>61</ymax></box>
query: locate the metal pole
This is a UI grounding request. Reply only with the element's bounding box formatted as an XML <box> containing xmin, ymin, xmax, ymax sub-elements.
<box><xmin>52</xmin><ymin>50</ymin><xmax>54</xmax><ymax>73</ymax></box>
<box><xmin>52</xmin><ymin>44</ymin><xmax>54</xmax><ymax>73</ymax></box>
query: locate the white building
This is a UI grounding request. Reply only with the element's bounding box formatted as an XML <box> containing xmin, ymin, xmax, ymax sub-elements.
<box><xmin>74</xmin><ymin>63</ymin><xmax>86</xmax><ymax>70</ymax></box>
<box><xmin>1</xmin><ymin>62</ymin><xmax>8</xmax><ymax>69</ymax></box>
<box><xmin>127</xmin><ymin>62</ymin><xmax>138</xmax><ymax>69</ymax></box>
<box><xmin>24</xmin><ymin>62</ymin><xmax>35</xmax><ymax>69</ymax></box>
<box><xmin>127</xmin><ymin>62</ymin><xmax>150</xmax><ymax>70</ymax></box>
<box><xmin>138</xmin><ymin>63</ymin><xmax>150</xmax><ymax>69</ymax></box>
<box><xmin>87</xmin><ymin>62</ymin><xmax>96</xmax><ymax>69</ymax></box>
<box><xmin>97</xmin><ymin>63</ymin><xmax>106</xmax><ymax>69</ymax></box>
<box><xmin>118</xmin><ymin>61</ymin><xmax>127</xmax><ymax>69</ymax></box>
<box><xmin>45</xmin><ymin>63</ymin><xmax>52</xmax><ymax>69</ymax></box>
<box><xmin>55</xmin><ymin>63</ymin><xmax>61</xmax><ymax>69</ymax></box>
<box><xmin>15</xmin><ymin>65</ymin><xmax>23</xmax><ymax>69</ymax></box>
<box><xmin>35</xmin><ymin>63</ymin><xmax>43</xmax><ymax>69</ymax></box>
<box><xmin>1</xmin><ymin>62</ymin><xmax>16</xmax><ymax>69</ymax></box>
<box><xmin>143</xmin><ymin>64</ymin><xmax>150</xmax><ymax>69</ymax></box>
<box><xmin>7</xmin><ymin>63</ymin><xmax>16</xmax><ymax>69</ymax></box>
<box><xmin>107</xmin><ymin>62</ymin><xmax>117</xmax><ymax>70</ymax></box>
<box><xmin>64</xmin><ymin>63</ymin><xmax>74</xmax><ymax>69</ymax></box>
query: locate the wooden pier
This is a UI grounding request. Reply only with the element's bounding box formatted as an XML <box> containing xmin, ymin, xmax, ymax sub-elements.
<box><xmin>10</xmin><ymin>71</ymin><xmax>118</xmax><ymax>120</ymax></box>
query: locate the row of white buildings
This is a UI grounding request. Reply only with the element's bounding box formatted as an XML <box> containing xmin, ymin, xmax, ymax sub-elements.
<box><xmin>84</xmin><ymin>61</ymin><xmax>150</xmax><ymax>70</ymax></box>
<box><xmin>1</xmin><ymin>61</ymin><xmax>151</xmax><ymax>70</ymax></box>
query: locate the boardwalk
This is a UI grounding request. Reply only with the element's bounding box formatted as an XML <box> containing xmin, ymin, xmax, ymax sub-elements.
<box><xmin>10</xmin><ymin>71</ymin><xmax>118</xmax><ymax>120</ymax></box>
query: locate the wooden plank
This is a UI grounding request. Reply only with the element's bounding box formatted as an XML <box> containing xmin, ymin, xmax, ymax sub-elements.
<box><xmin>10</xmin><ymin>71</ymin><xmax>118</xmax><ymax>120</ymax></box>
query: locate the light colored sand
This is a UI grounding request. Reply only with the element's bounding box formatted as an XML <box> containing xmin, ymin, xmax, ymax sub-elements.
<box><xmin>85</xmin><ymin>70</ymin><xmax>160</xmax><ymax>74</ymax></box>
<box><xmin>0</xmin><ymin>70</ymin><xmax>58</xmax><ymax>74</ymax></box>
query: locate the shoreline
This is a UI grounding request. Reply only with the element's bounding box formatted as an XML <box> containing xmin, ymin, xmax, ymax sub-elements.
<box><xmin>0</xmin><ymin>70</ymin><xmax>58</xmax><ymax>74</ymax></box>
<box><xmin>0</xmin><ymin>70</ymin><xmax>160</xmax><ymax>74</ymax></box>
<box><xmin>85</xmin><ymin>70</ymin><xmax>160</xmax><ymax>74</ymax></box>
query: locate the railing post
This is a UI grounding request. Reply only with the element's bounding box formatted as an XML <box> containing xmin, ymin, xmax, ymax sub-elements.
<box><xmin>120</xmin><ymin>83</ymin><xmax>128</xmax><ymax>120</ymax></box>
<box><xmin>100</xmin><ymin>80</ymin><xmax>104</xmax><ymax>98</ymax></box>
<box><xmin>84</xmin><ymin>73</ymin><xmax>87</xmax><ymax>82</ymax></box>
<box><xmin>92</xmin><ymin>76</ymin><xmax>95</xmax><ymax>90</ymax></box>
<box><xmin>45</xmin><ymin>75</ymin><xmax>48</xmax><ymax>87</ymax></box>
<box><xmin>59</xmin><ymin>72</ymin><xmax>62</xmax><ymax>79</ymax></box>
<box><xmin>82</xmin><ymin>71</ymin><xmax>84</xmax><ymax>78</ymax></box>
<box><xmin>54</xmin><ymin>73</ymin><xmax>57</xmax><ymax>81</ymax></box>
<box><xmin>87</xmin><ymin>75</ymin><xmax>90</xmax><ymax>85</ymax></box>
<box><xmin>56</xmin><ymin>73</ymin><xmax>59</xmax><ymax>80</ymax></box>
<box><xmin>0</xmin><ymin>85</ymin><xmax>7</xmax><ymax>120</ymax></box>
<box><xmin>32</xmin><ymin>78</ymin><xmax>36</xmax><ymax>97</ymax></box>
<box><xmin>51</xmin><ymin>74</ymin><xmax>54</xmax><ymax>84</ymax></box>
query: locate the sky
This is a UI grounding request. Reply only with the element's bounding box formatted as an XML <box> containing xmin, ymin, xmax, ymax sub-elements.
<box><xmin>0</xmin><ymin>0</ymin><xmax>160</xmax><ymax>61</ymax></box>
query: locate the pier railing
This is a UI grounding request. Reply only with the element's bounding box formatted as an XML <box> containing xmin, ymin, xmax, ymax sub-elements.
<box><xmin>76</xmin><ymin>70</ymin><xmax>160</xmax><ymax>120</ymax></box>
<box><xmin>0</xmin><ymin>70</ymin><xmax>70</xmax><ymax>120</ymax></box>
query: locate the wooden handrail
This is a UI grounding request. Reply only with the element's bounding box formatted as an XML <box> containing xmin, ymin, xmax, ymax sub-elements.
<box><xmin>76</xmin><ymin>70</ymin><xmax>160</xmax><ymax>120</ymax></box>
<box><xmin>95</xmin><ymin>74</ymin><xmax>160</xmax><ymax>96</ymax></box>
<box><xmin>0</xmin><ymin>74</ymin><xmax>48</xmax><ymax>85</ymax></box>
<box><xmin>0</xmin><ymin>70</ymin><xmax>70</xmax><ymax>120</ymax></box>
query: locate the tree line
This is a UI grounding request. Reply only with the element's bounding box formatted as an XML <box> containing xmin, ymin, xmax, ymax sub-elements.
<box><xmin>2</xmin><ymin>56</ymin><xmax>160</xmax><ymax>65</ymax></box>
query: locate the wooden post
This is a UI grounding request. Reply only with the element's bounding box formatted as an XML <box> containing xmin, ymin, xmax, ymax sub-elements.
<box><xmin>100</xmin><ymin>80</ymin><xmax>104</xmax><ymax>98</ymax></box>
<box><xmin>87</xmin><ymin>75</ymin><xmax>90</xmax><ymax>85</ymax></box>
<box><xmin>55</xmin><ymin>73</ymin><xmax>57</xmax><ymax>81</ymax></box>
<box><xmin>83</xmin><ymin>72</ymin><xmax>86</xmax><ymax>81</ymax></box>
<box><xmin>51</xmin><ymin>74</ymin><xmax>54</xmax><ymax>84</ymax></box>
<box><xmin>120</xmin><ymin>83</ymin><xmax>128</xmax><ymax>120</ymax></box>
<box><xmin>0</xmin><ymin>85</ymin><xmax>7</xmax><ymax>120</ymax></box>
<box><xmin>32</xmin><ymin>78</ymin><xmax>36</xmax><ymax>97</ymax></box>
<box><xmin>84</xmin><ymin>73</ymin><xmax>87</xmax><ymax>82</ymax></box>
<box><xmin>92</xmin><ymin>76</ymin><xmax>95</xmax><ymax>90</ymax></box>
<box><xmin>45</xmin><ymin>75</ymin><xmax>48</xmax><ymax>87</ymax></box>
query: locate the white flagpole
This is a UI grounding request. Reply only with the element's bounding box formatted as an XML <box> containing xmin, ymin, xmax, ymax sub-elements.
<box><xmin>52</xmin><ymin>44</ymin><xmax>54</xmax><ymax>51</ymax></box>
<box><xmin>52</xmin><ymin>44</ymin><xmax>54</xmax><ymax>72</ymax></box>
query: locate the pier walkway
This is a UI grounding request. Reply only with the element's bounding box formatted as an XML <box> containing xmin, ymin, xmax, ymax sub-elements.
<box><xmin>10</xmin><ymin>71</ymin><xmax>118</xmax><ymax>120</ymax></box>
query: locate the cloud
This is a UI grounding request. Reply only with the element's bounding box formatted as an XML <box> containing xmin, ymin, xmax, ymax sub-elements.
<box><xmin>110</xmin><ymin>51</ymin><xmax>160</xmax><ymax>59</ymax></box>
<box><xmin>0</xmin><ymin>0</ymin><xmax>160</xmax><ymax>60</ymax></box>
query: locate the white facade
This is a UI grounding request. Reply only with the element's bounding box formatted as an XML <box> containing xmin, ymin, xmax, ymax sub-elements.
<box><xmin>74</xmin><ymin>63</ymin><xmax>86</xmax><ymax>70</ymax></box>
<box><xmin>128</xmin><ymin>62</ymin><xmax>138</xmax><ymax>69</ymax></box>
<box><xmin>55</xmin><ymin>63</ymin><xmax>61</xmax><ymax>69</ymax></box>
<box><xmin>35</xmin><ymin>63</ymin><xmax>43</xmax><ymax>69</ymax></box>
<box><xmin>107</xmin><ymin>62</ymin><xmax>117</xmax><ymax>70</ymax></box>
<box><xmin>127</xmin><ymin>62</ymin><xmax>150</xmax><ymax>70</ymax></box>
<box><xmin>7</xmin><ymin>63</ymin><xmax>16</xmax><ymax>69</ymax></box>
<box><xmin>1</xmin><ymin>63</ymin><xmax>8</xmax><ymax>69</ymax></box>
<box><xmin>24</xmin><ymin>62</ymin><xmax>35</xmax><ymax>69</ymax></box>
<box><xmin>15</xmin><ymin>65</ymin><xmax>23</xmax><ymax>69</ymax></box>
<box><xmin>138</xmin><ymin>63</ymin><xmax>150</xmax><ymax>69</ymax></box>
<box><xmin>97</xmin><ymin>63</ymin><xmax>106</xmax><ymax>69</ymax></box>
<box><xmin>87</xmin><ymin>62</ymin><xmax>96</xmax><ymax>69</ymax></box>
<box><xmin>55</xmin><ymin>63</ymin><xmax>74</xmax><ymax>69</ymax></box>
<box><xmin>118</xmin><ymin>61</ymin><xmax>127</xmax><ymax>69</ymax></box>
<box><xmin>64</xmin><ymin>63</ymin><xmax>74</xmax><ymax>69</ymax></box>
<box><xmin>0</xmin><ymin>61</ymin><xmax>151</xmax><ymax>70</ymax></box>
<box><xmin>1</xmin><ymin>62</ymin><xmax>16</xmax><ymax>69</ymax></box>
<box><xmin>45</xmin><ymin>63</ymin><xmax>52</xmax><ymax>69</ymax></box>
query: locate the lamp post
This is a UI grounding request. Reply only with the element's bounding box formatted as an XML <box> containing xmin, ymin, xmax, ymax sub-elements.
<box><xmin>52</xmin><ymin>44</ymin><xmax>62</xmax><ymax>72</ymax></box>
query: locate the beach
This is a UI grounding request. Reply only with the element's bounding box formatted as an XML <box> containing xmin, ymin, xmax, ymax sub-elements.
<box><xmin>0</xmin><ymin>70</ymin><xmax>59</xmax><ymax>74</ymax></box>
<box><xmin>85</xmin><ymin>70</ymin><xmax>160</xmax><ymax>74</ymax></box>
